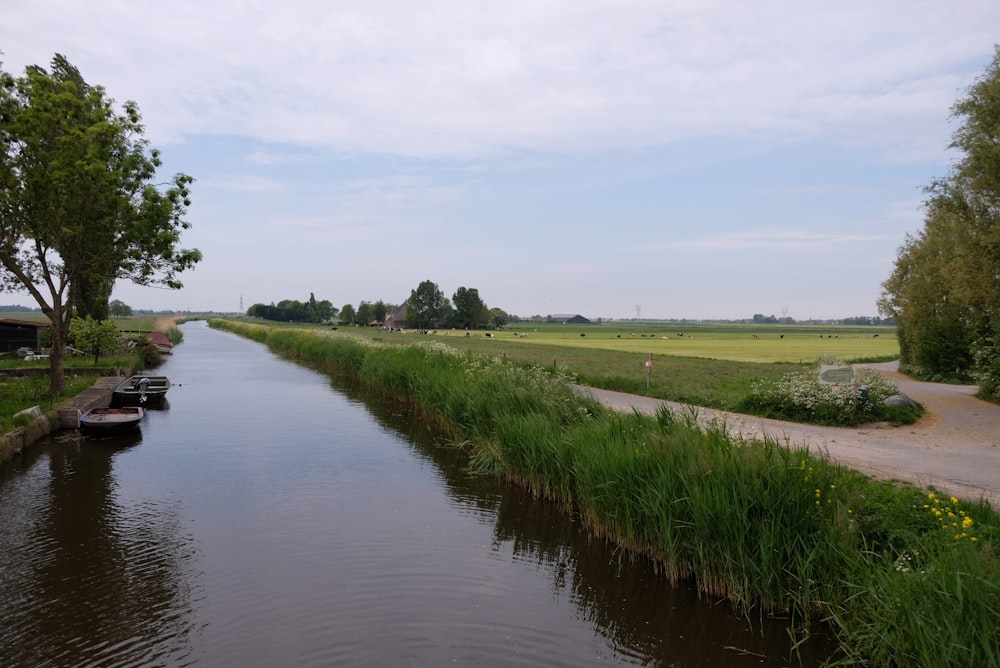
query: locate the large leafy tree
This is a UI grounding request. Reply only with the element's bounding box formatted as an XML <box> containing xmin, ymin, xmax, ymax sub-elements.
<box><xmin>452</xmin><ymin>286</ymin><xmax>488</xmax><ymax>329</ymax></box>
<box><xmin>0</xmin><ymin>54</ymin><xmax>201</xmax><ymax>394</ymax></box>
<box><xmin>407</xmin><ymin>280</ymin><xmax>450</xmax><ymax>329</ymax></box>
<box><xmin>356</xmin><ymin>300</ymin><xmax>374</xmax><ymax>325</ymax></box>
<box><xmin>880</xmin><ymin>46</ymin><xmax>1000</xmax><ymax>399</ymax></box>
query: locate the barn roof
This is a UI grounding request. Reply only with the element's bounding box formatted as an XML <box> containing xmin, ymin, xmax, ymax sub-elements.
<box><xmin>0</xmin><ymin>318</ymin><xmax>50</xmax><ymax>328</ymax></box>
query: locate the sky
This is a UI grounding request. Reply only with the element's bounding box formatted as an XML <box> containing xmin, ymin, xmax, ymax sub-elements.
<box><xmin>2</xmin><ymin>1</ymin><xmax>998</xmax><ymax>321</ymax></box>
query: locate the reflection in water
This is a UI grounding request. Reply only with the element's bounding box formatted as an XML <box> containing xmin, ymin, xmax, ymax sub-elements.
<box><xmin>330</xmin><ymin>374</ymin><xmax>839</xmax><ymax>666</ymax></box>
<box><xmin>0</xmin><ymin>322</ymin><xmax>837</xmax><ymax>667</ymax></box>
<box><xmin>0</xmin><ymin>429</ymin><xmax>201</xmax><ymax>666</ymax></box>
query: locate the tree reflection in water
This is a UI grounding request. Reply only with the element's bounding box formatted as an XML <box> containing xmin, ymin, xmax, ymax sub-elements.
<box><xmin>0</xmin><ymin>429</ymin><xmax>201</xmax><ymax>665</ymax></box>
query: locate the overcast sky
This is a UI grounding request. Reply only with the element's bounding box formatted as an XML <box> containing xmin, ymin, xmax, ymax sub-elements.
<box><xmin>2</xmin><ymin>1</ymin><xmax>998</xmax><ymax>320</ymax></box>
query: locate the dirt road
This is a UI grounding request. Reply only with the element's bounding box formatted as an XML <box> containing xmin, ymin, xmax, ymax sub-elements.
<box><xmin>578</xmin><ymin>362</ymin><xmax>1000</xmax><ymax>508</ymax></box>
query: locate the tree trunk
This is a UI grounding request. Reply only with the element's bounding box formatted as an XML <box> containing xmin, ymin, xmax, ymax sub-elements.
<box><xmin>45</xmin><ymin>301</ymin><xmax>69</xmax><ymax>397</ymax></box>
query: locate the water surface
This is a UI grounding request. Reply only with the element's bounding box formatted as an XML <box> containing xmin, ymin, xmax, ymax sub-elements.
<box><xmin>0</xmin><ymin>321</ymin><xmax>836</xmax><ymax>666</ymax></box>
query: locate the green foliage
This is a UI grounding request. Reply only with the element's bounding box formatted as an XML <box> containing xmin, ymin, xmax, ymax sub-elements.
<box><xmin>69</xmin><ymin>316</ymin><xmax>120</xmax><ymax>364</ymax></box>
<box><xmin>489</xmin><ymin>307</ymin><xmax>509</xmax><ymax>329</ymax></box>
<box><xmin>109</xmin><ymin>299</ymin><xmax>133</xmax><ymax>317</ymax></box>
<box><xmin>407</xmin><ymin>279</ymin><xmax>450</xmax><ymax>328</ymax></box>
<box><xmin>738</xmin><ymin>367</ymin><xmax>918</xmax><ymax>426</ymax></box>
<box><xmin>452</xmin><ymin>286</ymin><xmax>488</xmax><ymax>329</ymax></box>
<box><xmin>0</xmin><ymin>373</ymin><xmax>99</xmax><ymax>431</ymax></box>
<box><xmin>247</xmin><ymin>294</ymin><xmax>336</xmax><ymax>323</ymax></box>
<box><xmin>880</xmin><ymin>47</ymin><xmax>1000</xmax><ymax>401</ymax></box>
<box><xmin>0</xmin><ymin>54</ymin><xmax>200</xmax><ymax>394</ymax></box>
<box><xmin>339</xmin><ymin>303</ymin><xmax>356</xmax><ymax>325</ymax></box>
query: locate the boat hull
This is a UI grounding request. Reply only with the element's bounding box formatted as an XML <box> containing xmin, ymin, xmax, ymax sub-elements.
<box><xmin>80</xmin><ymin>407</ymin><xmax>144</xmax><ymax>432</ymax></box>
<box><xmin>112</xmin><ymin>375</ymin><xmax>170</xmax><ymax>405</ymax></box>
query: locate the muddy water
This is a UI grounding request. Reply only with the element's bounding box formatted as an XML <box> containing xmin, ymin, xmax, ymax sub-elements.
<box><xmin>0</xmin><ymin>321</ymin><xmax>837</xmax><ymax>666</ymax></box>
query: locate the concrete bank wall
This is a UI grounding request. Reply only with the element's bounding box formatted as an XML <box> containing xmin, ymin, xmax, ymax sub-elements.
<box><xmin>0</xmin><ymin>376</ymin><xmax>122</xmax><ymax>465</ymax></box>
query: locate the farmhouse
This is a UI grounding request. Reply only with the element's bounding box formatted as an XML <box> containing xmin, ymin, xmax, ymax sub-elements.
<box><xmin>385</xmin><ymin>303</ymin><xmax>408</xmax><ymax>329</ymax></box>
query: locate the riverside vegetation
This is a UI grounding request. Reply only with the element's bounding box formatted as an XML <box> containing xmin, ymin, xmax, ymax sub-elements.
<box><xmin>266</xmin><ymin>320</ymin><xmax>914</xmax><ymax>427</ymax></box>
<box><xmin>0</xmin><ymin>316</ymin><xmax>183</xmax><ymax>432</ymax></box>
<box><xmin>212</xmin><ymin>319</ymin><xmax>999</xmax><ymax>667</ymax></box>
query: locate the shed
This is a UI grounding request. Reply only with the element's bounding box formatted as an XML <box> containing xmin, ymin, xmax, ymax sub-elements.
<box><xmin>0</xmin><ymin>318</ymin><xmax>49</xmax><ymax>353</ymax></box>
<box><xmin>146</xmin><ymin>331</ymin><xmax>173</xmax><ymax>354</ymax></box>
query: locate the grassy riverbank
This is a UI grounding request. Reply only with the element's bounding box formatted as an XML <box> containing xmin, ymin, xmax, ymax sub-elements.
<box><xmin>230</xmin><ymin>319</ymin><xmax>909</xmax><ymax>425</ymax></box>
<box><xmin>212</xmin><ymin>319</ymin><xmax>999</xmax><ymax>667</ymax></box>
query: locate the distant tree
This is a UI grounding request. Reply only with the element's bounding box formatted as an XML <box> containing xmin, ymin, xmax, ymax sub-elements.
<box><xmin>439</xmin><ymin>300</ymin><xmax>456</xmax><ymax>328</ymax></box>
<box><xmin>339</xmin><ymin>303</ymin><xmax>356</xmax><ymax>325</ymax></box>
<box><xmin>407</xmin><ymin>280</ymin><xmax>450</xmax><ymax>328</ymax></box>
<box><xmin>356</xmin><ymin>301</ymin><xmax>374</xmax><ymax>326</ymax></box>
<box><xmin>69</xmin><ymin>316</ymin><xmax>120</xmax><ymax>365</ymax></box>
<box><xmin>109</xmin><ymin>299</ymin><xmax>133</xmax><ymax>317</ymax></box>
<box><xmin>489</xmin><ymin>307</ymin><xmax>509</xmax><ymax>329</ymax></box>
<box><xmin>0</xmin><ymin>54</ymin><xmax>200</xmax><ymax>394</ymax></box>
<box><xmin>274</xmin><ymin>299</ymin><xmax>305</xmax><ymax>321</ymax></box>
<box><xmin>246</xmin><ymin>302</ymin><xmax>270</xmax><ymax>318</ymax></box>
<box><xmin>452</xmin><ymin>286</ymin><xmax>488</xmax><ymax>329</ymax></box>
<box><xmin>372</xmin><ymin>300</ymin><xmax>389</xmax><ymax>323</ymax></box>
<box><xmin>315</xmin><ymin>299</ymin><xmax>335</xmax><ymax>323</ymax></box>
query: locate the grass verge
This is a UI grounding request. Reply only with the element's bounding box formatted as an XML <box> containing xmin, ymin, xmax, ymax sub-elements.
<box><xmin>0</xmin><ymin>372</ymin><xmax>103</xmax><ymax>431</ymax></box>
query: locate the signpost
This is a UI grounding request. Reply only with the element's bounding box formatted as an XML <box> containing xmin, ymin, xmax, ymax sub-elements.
<box><xmin>645</xmin><ymin>354</ymin><xmax>653</xmax><ymax>389</ymax></box>
<box><xmin>819</xmin><ymin>365</ymin><xmax>855</xmax><ymax>385</ymax></box>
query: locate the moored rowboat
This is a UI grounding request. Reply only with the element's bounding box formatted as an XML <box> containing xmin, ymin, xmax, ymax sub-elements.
<box><xmin>80</xmin><ymin>406</ymin><xmax>145</xmax><ymax>432</ymax></box>
<box><xmin>113</xmin><ymin>375</ymin><xmax>170</xmax><ymax>405</ymax></box>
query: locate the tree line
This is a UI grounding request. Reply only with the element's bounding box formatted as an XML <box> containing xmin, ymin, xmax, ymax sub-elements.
<box><xmin>397</xmin><ymin>280</ymin><xmax>508</xmax><ymax>329</ymax></box>
<box><xmin>247</xmin><ymin>280</ymin><xmax>509</xmax><ymax>330</ymax></box>
<box><xmin>879</xmin><ymin>46</ymin><xmax>1000</xmax><ymax>401</ymax></box>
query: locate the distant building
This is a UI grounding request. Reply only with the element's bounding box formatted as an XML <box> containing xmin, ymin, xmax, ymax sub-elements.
<box><xmin>550</xmin><ymin>314</ymin><xmax>592</xmax><ymax>325</ymax></box>
<box><xmin>385</xmin><ymin>303</ymin><xmax>408</xmax><ymax>329</ymax></box>
<box><xmin>146</xmin><ymin>331</ymin><xmax>173</xmax><ymax>355</ymax></box>
<box><xmin>0</xmin><ymin>318</ymin><xmax>49</xmax><ymax>353</ymax></box>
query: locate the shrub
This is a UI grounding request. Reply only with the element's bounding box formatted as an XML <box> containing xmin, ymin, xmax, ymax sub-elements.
<box><xmin>738</xmin><ymin>367</ymin><xmax>904</xmax><ymax>426</ymax></box>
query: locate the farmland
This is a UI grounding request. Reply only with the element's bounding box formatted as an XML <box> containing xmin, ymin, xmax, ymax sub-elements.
<box><xmin>470</xmin><ymin>321</ymin><xmax>897</xmax><ymax>364</ymax></box>
<box><xmin>268</xmin><ymin>319</ymin><xmax>900</xmax><ymax>412</ymax></box>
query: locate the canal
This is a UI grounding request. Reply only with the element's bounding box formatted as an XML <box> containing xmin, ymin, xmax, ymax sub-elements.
<box><xmin>0</xmin><ymin>321</ymin><xmax>837</xmax><ymax>666</ymax></box>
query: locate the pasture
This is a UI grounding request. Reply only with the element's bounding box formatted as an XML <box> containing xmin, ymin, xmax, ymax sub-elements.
<box><xmin>323</xmin><ymin>321</ymin><xmax>900</xmax><ymax>411</ymax></box>
<box><xmin>350</xmin><ymin>321</ymin><xmax>897</xmax><ymax>366</ymax></box>
<box><xmin>495</xmin><ymin>322</ymin><xmax>897</xmax><ymax>364</ymax></box>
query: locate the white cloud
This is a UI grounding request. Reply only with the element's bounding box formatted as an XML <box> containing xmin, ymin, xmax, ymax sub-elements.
<box><xmin>4</xmin><ymin>1</ymin><xmax>998</xmax><ymax>318</ymax></box>
<box><xmin>4</xmin><ymin>1</ymin><xmax>996</xmax><ymax>160</ymax></box>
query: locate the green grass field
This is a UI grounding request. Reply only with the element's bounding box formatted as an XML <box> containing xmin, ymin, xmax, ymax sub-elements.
<box><xmin>252</xmin><ymin>319</ymin><xmax>900</xmax><ymax>412</ymax></box>
<box><xmin>488</xmin><ymin>322</ymin><xmax>897</xmax><ymax>364</ymax></box>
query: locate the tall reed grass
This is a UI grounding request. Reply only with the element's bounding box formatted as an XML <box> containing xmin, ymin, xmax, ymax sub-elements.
<box><xmin>212</xmin><ymin>320</ymin><xmax>1000</xmax><ymax>667</ymax></box>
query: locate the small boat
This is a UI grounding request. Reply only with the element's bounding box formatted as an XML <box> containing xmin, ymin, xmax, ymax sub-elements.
<box><xmin>113</xmin><ymin>375</ymin><xmax>170</xmax><ymax>405</ymax></box>
<box><xmin>80</xmin><ymin>406</ymin><xmax>145</xmax><ymax>432</ymax></box>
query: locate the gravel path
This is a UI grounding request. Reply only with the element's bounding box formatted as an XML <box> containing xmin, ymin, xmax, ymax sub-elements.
<box><xmin>578</xmin><ymin>362</ymin><xmax>1000</xmax><ymax>508</ymax></box>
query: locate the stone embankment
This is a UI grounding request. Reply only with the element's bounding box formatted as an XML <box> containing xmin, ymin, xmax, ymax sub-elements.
<box><xmin>0</xmin><ymin>376</ymin><xmax>121</xmax><ymax>464</ymax></box>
